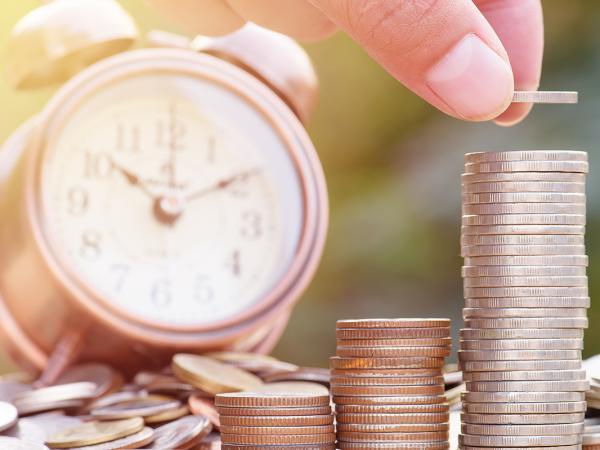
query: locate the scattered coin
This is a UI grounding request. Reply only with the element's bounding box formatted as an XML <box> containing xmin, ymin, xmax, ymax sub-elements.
<box><xmin>0</xmin><ymin>402</ymin><xmax>17</xmax><ymax>432</ymax></box>
<box><xmin>144</xmin><ymin>416</ymin><xmax>212</xmax><ymax>449</ymax></box>
<box><xmin>64</xmin><ymin>427</ymin><xmax>154</xmax><ymax>450</ymax></box>
<box><xmin>0</xmin><ymin>437</ymin><xmax>49</xmax><ymax>450</ymax></box>
<box><xmin>45</xmin><ymin>417</ymin><xmax>144</xmax><ymax>448</ymax></box>
<box><xmin>90</xmin><ymin>394</ymin><xmax>181</xmax><ymax>420</ymax></box>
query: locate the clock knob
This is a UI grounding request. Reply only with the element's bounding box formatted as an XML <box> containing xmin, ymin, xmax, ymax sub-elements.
<box><xmin>6</xmin><ymin>0</ymin><xmax>139</xmax><ymax>90</ymax></box>
<box><xmin>192</xmin><ymin>24</ymin><xmax>318</xmax><ymax>125</ymax></box>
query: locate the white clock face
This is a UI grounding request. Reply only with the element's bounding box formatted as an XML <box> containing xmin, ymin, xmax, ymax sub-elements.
<box><xmin>40</xmin><ymin>73</ymin><xmax>304</xmax><ymax>327</ymax></box>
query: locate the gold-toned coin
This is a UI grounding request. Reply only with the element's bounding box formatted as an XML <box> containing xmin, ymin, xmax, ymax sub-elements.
<box><xmin>462</xmin><ymin>202</ymin><xmax>586</xmax><ymax>215</ymax></box>
<box><xmin>462</xmin><ymin>213</ymin><xmax>586</xmax><ymax>226</ymax></box>
<box><xmin>330</xmin><ymin>384</ymin><xmax>444</xmax><ymax>397</ymax></box>
<box><xmin>145</xmin><ymin>416</ymin><xmax>212</xmax><ymax>449</ymax></box>
<box><xmin>336</xmin><ymin>328</ymin><xmax>451</xmax><ymax>339</ymax></box>
<box><xmin>464</xmin><ymin>160</ymin><xmax>588</xmax><ymax>174</ymax></box>
<box><xmin>90</xmin><ymin>394</ymin><xmax>181</xmax><ymax>420</ymax></box>
<box><xmin>461</xmin><ymin>412</ymin><xmax>584</xmax><ymax>425</ymax></box>
<box><xmin>463</xmin><ymin>369</ymin><xmax>586</xmax><ymax>382</ymax></box>
<box><xmin>14</xmin><ymin>382</ymin><xmax>97</xmax><ymax>404</ymax></box>
<box><xmin>464</xmin><ymin>296</ymin><xmax>590</xmax><ymax>308</ymax></box>
<box><xmin>45</xmin><ymin>417</ymin><xmax>144</xmax><ymax>448</ymax></box>
<box><xmin>215</xmin><ymin>392</ymin><xmax>330</xmax><ymax>408</ymax></box>
<box><xmin>460</xmin><ymin>338</ymin><xmax>583</xmax><ymax>350</ymax></box>
<box><xmin>462</xmin><ymin>401</ymin><xmax>586</xmax><ymax>414</ymax></box>
<box><xmin>330</xmin><ymin>357</ymin><xmax>444</xmax><ymax>370</ymax></box>
<box><xmin>459</xmin><ymin>327</ymin><xmax>584</xmax><ymax>340</ymax></box>
<box><xmin>463</xmin><ymin>307</ymin><xmax>588</xmax><ymax>318</ymax></box>
<box><xmin>462</xmin><ymin>224</ymin><xmax>586</xmax><ymax>235</ymax></box>
<box><xmin>336</xmin><ymin>319</ymin><xmax>450</xmax><ymax>329</ymax></box>
<box><xmin>336</xmin><ymin>346</ymin><xmax>450</xmax><ymax>358</ymax></box>
<box><xmin>205</xmin><ymin>352</ymin><xmax>299</xmax><ymax>374</ymax></box>
<box><xmin>462</xmin><ymin>192</ymin><xmax>585</xmax><ymax>205</ymax></box>
<box><xmin>464</xmin><ymin>151</ymin><xmax>587</xmax><ymax>164</ymax></box>
<box><xmin>172</xmin><ymin>354</ymin><xmax>263</xmax><ymax>394</ymax></box>
<box><xmin>64</xmin><ymin>427</ymin><xmax>155</xmax><ymax>450</ymax></box>
<box><xmin>143</xmin><ymin>404</ymin><xmax>188</xmax><ymax>424</ymax></box>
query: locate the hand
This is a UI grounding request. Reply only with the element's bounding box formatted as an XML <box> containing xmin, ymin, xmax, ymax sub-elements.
<box><xmin>184</xmin><ymin>168</ymin><xmax>261</xmax><ymax>202</ymax></box>
<box><xmin>110</xmin><ymin>157</ymin><xmax>161</xmax><ymax>199</ymax></box>
<box><xmin>146</xmin><ymin>0</ymin><xmax>543</xmax><ymax>126</ymax></box>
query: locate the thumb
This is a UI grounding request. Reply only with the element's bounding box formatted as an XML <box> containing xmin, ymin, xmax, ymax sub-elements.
<box><xmin>308</xmin><ymin>0</ymin><xmax>514</xmax><ymax>121</ymax></box>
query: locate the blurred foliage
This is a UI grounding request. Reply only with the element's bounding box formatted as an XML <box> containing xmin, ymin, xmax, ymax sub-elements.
<box><xmin>1</xmin><ymin>1</ymin><xmax>599</xmax><ymax>372</ymax></box>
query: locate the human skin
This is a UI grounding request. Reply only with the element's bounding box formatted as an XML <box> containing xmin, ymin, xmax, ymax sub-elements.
<box><xmin>146</xmin><ymin>0</ymin><xmax>544</xmax><ymax>126</ymax></box>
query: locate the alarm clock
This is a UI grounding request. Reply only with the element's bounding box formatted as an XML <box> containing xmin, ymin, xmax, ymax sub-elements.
<box><xmin>0</xmin><ymin>0</ymin><xmax>328</xmax><ymax>377</ymax></box>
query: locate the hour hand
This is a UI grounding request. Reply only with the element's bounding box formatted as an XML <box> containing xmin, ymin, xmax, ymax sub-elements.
<box><xmin>109</xmin><ymin>157</ymin><xmax>160</xmax><ymax>199</ymax></box>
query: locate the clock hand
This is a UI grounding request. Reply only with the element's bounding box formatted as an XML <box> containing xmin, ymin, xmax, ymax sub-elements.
<box><xmin>109</xmin><ymin>157</ymin><xmax>160</xmax><ymax>199</ymax></box>
<box><xmin>184</xmin><ymin>168</ymin><xmax>262</xmax><ymax>202</ymax></box>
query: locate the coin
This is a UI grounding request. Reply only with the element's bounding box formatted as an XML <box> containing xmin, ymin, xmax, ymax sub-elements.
<box><xmin>336</xmin><ymin>423</ymin><xmax>448</xmax><ymax>433</ymax></box>
<box><xmin>331</xmin><ymin>375</ymin><xmax>445</xmax><ymax>386</ymax></box>
<box><xmin>461</xmin><ymin>234</ymin><xmax>585</xmax><ymax>246</ymax></box>
<box><xmin>14</xmin><ymin>382</ymin><xmax>97</xmax><ymax>404</ymax></box>
<box><xmin>64</xmin><ymin>427</ymin><xmax>155</xmax><ymax>450</ymax></box>
<box><xmin>330</xmin><ymin>385</ymin><xmax>445</xmax><ymax>396</ymax></box>
<box><xmin>336</xmin><ymin>347</ymin><xmax>450</xmax><ymax>358</ymax></box>
<box><xmin>463</xmin><ymin>275</ymin><xmax>588</xmax><ymax>287</ymax></box>
<box><xmin>463</xmin><ymin>421</ymin><xmax>584</xmax><ymax>436</ymax></box>
<box><xmin>336</xmin><ymin>338</ymin><xmax>452</xmax><ymax>348</ymax></box>
<box><xmin>462</xmin><ymin>307</ymin><xmax>588</xmax><ymax>318</ymax></box>
<box><xmin>220</xmin><ymin>433</ymin><xmax>335</xmax><ymax>445</ymax></box>
<box><xmin>219</xmin><ymin>415</ymin><xmax>333</xmax><ymax>427</ymax></box>
<box><xmin>336</xmin><ymin>328</ymin><xmax>451</xmax><ymax>339</ymax></box>
<box><xmin>0</xmin><ymin>401</ymin><xmax>18</xmax><ymax>432</ymax></box>
<box><xmin>460</xmin><ymin>338</ymin><xmax>584</xmax><ymax>350</ymax></box>
<box><xmin>205</xmin><ymin>352</ymin><xmax>299</xmax><ymax>375</ymax></box>
<box><xmin>462</xmin><ymin>401</ymin><xmax>587</xmax><ymax>415</ymax></box>
<box><xmin>221</xmin><ymin>424</ymin><xmax>335</xmax><ymax>435</ymax></box>
<box><xmin>145</xmin><ymin>416</ymin><xmax>212</xmax><ymax>449</ymax></box>
<box><xmin>45</xmin><ymin>417</ymin><xmax>144</xmax><ymax>448</ymax></box>
<box><xmin>465</xmin><ymin>151</ymin><xmax>587</xmax><ymax>163</ymax></box>
<box><xmin>172</xmin><ymin>354</ymin><xmax>263</xmax><ymax>394</ymax></box>
<box><xmin>462</xmin><ymin>224</ymin><xmax>586</xmax><ymax>235</ymax></box>
<box><xmin>464</xmin><ymin>297</ymin><xmax>590</xmax><ymax>308</ymax></box>
<box><xmin>144</xmin><ymin>404</ymin><xmax>189</xmax><ymax>424</ymax></box>
<box><xmin>254</xmin><ymin>381</ymin><xmax>329</xmax><ymax>395</ymax></box>
<box><xmin>462</xmin><ymin>391</ymin><xmax>585</xmax><ymax>403</ymax></box>
<box><xmin>461</xmin><ymin>181</ymin><xmax>586</xmax><ymax>194</ymax></box>
<box><xmin>330</xmin><ymin>357</ymin><xmax>445</xmax><ymax>370</ymax></box>
<box><xmin>463</xmin><ymin>202</ymin><xmax>586</xmax><ymax>215</ymax></box>
<box><xmin>215</xmin><ymin>392</ymin><xmax>330</xmax><ymax>408</ymax></box>
<box><xmin>187</xmin><ymin>394</ymin><xmax>220</xmax><ymax>429</ymax></box>
<box><xmin>461</xmin><ymin>359</ymin><xmax>581</xmax><ymax>372</ymax></box>
<box><xmin>0</xmin><ymin>438</ymin><xmax>48</xmax><ymax>450</ymax></box>
<box><xmin>262</xmin><ymin>367</ymin><xmax>330</xmax><ymax>385</ymax></box>
<box><xmin>55</xmin><ymin>364</ymin><xmax>119</xmax><ymax>399</ymax></box>
<box><xmin>462</xmin><ymin>246</ymin><xmax>587</xmax><ymax>259</ymax></box>
<box><xmin>334</xmin><ymin>404</ymin><xmax>450</xmax><ymax>414</ymax></box>
<box><xmin>333</xmin><ymin>395</ymin><xmax>447</xmax><ymax>406</ymax></box>
<box><xmin>336</xmin><ymin>319</ymin><xmax>451</xmax><ymax>329</ymax></box>
<box><xmin>462</xmin><ymin>214</ymin><xmax>586</xmax><ymax>226</ymax></box>
<box><xmin>459</xmin><ymin>328</ymin><xmax>584</xmax><ymax>339</ymax></box>
<box><xmin>511</xmin><ymin>91</ymin><xmax>579</xmax><ymax>103</ymax></box>
<box><xmin>337</xmin><ymin>443</ymin><xmax>449</xmax><ymax>450</ymax></box>
<box><xmin>465</xmin><ymin>380</ymin><xmax>589</xmax><ymax>392</ymax></box>
<box><xmin>337</xmin><ymin>430</ymin><xmax>448</xmax><ymax>442</ymax></box>
<box><xmin>458</xmin><ymin>433</ymin><xmax>581</xmax><ymax>446</ymax></box>
<box><xmin>463</xmin><ymin>369</ymin><xmax>586</xmax><ymax>382</ymax></box>
<box><xmin>462</xmin><ymin>412</ymin><xmax>585</xmax><ymax>425</ymax></box>
<box><xmin>464</xmin><ymin>160</ymin><xmax>588</xmax><ymax>173</ymax></box>
<box><xmin>464</xmin><ymin>286</ymin><xmax>589</xmax><ymax>299</ymax></box>
<box><xmin>463</xmin><ymin>317</ymin><xmax>588</xmax><ymax>329</ymax></box>
<box><xmin>90</xmin><ymin>394</ymin><xmax>181</xmax><ymax>420</ymax></box>
<box><xmin>462</xmin><ymin>192</ymin><xmax>586</xmax><ymax>206</ymax></box>
<box><xmin>331</xmin><ymin>368</ymin><xmax>443</xmax><ymax>378</ymax></box>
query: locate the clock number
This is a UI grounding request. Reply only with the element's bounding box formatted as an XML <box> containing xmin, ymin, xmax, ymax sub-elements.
<box><xmin>226</xmin><ymin>250</ymin><xmax>241</xmax><ymax>277</ymax></box>
<box><xmin>116</xmin><ymin>124</ymin><xmax>140</xmax><ymax>153</ymax></box>
<box><xmin>156</xmin><ymin>103</ymin><xmax>187</xmax><ymax>150</ymax></box>
<box><xmin>84</xmin><ymin>151</ymin><xmax>113</xmax><ymax>179</ymax></box>
<box><xmin>240</xmin><ymin>210</ymin><xmax>262</xmax><ymax>239</ymax></box>
<box><xmin>67</xmin><ymin>186</ymin><xmax>89</xmax><ymax>216</ymax></box>
<box><xmin>194</xmin><ymin>275</ymin><xmax>215</xmax><ymax>303</ymax></box>
<box><xmin>152</xmin><ymin>279</ymin><xmax>171</xmax><ymax>307</ymax></box>
<box><xmin>111</xmin><ymin>264</ymin><xmax>130</xmax><ymax>292</ymax></box>
<box><xmin>80</xmin><ymin>231</ymin><xmax>101</xmax><ymax>259</ymax></box>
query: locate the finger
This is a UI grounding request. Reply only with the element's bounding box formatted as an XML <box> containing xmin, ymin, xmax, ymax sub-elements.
<box><xmin>474</xmin><ymin>0</ymin><xmax>544</xmax><ymax>126</ymax></box>
<box><xmin>309</xmin><ymin>0</ymin><xmax>514</xmax><ymax>121</ymax></box>
<box><xmin>145</xmin><ymin>0</ymin><xmax>246</xmax><ymax>36</ymax></box>
<box><xmin>226</xmin><ymin>0</ymin><xmax>337</xmax><ymax>42</ymax></box>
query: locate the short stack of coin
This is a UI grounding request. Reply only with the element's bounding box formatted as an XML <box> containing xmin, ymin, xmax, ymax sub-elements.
<box><xmin>459</xmin><ymin>150</ymin><xmax>590</xmax><ymax>449</ymax></box>
<box><xmin>332</xmin><ymin>318</ymin><xmax>452</xmax><ymax>449</ymax></box>
<box><xmin>215</xmin><ymin>391</ymin><xmax>335</xmax><ymax>449</ymax></box>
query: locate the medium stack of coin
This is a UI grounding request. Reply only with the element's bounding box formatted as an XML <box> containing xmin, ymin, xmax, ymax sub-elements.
<box><xmin>459</xmin><ymin>150</ymin><xmax>590</xmax><ymax>449</ymax></box>
<box><xmin>215</xmin><ymin>391</ymin><xmax>335</xmax><ymax>449</ymax></box>
<box><xmin>332</xmin><ymin>318</ymin><xmax>452</xmax><ymax>449</ymax></box>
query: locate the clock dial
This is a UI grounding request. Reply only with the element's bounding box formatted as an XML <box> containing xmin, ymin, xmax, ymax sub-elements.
<box><xmin>40</xmin><ymin>73</ymin><xmax>304</xmax><ymax>327</ymax></box>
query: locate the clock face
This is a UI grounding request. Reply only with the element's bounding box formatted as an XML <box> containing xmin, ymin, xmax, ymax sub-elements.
<box><xmin>39</xmin><ymin>72</ymin><xmax>305</xmax><ymax>327</ymax></box>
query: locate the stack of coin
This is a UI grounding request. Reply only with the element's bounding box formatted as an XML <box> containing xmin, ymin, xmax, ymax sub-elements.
<box><xmin>332</xmin><ymin>318</ymin><xmax>452</xmax><ymax>449</ymax></box>
<box><xmin>215</xmin><ymin>391</ymin><xmax>335</xmax><ymax>449</ymax></box>
<box><xmin>459</xmin><ymin>150</ymin><xmax>590</xmax><ymax>449</ymax></box>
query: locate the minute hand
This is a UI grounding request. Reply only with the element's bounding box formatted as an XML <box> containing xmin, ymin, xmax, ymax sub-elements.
<box><xmin>184</xmin><ymin>168</ymin><xmax>261</xmax><ymax>202</ymax></box>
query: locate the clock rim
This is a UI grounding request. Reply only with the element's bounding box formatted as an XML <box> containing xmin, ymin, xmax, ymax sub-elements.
<box><xmin>22</xmin><ymin>48</ymin><xmax>328</xmax><ymax>344</ymax></box>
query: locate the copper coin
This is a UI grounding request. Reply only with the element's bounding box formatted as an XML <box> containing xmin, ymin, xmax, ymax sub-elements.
<box><xmin>331</xmin><ymin>375</ymin><xmax>445</xmax><ymax>386</ymax></box>
<box><xmin>337</xmin><ymin>319</ymin><xmax>450</xmax><ymax>329</ymax></box>
<box><xmin>335</xmin><ymin>404</ymin><xmax>449</xmax><ymax>414</ymax></box>
<box><xmin>331</xmin><ymin>385</ymin><xmax>444</xmax><ymax>396</ymax></box>
<box><xmin>337</xmin><ymin>422</ymin><xmax>449</xmax><ymax>433</ymax></box>
<box><xmin>338</xmin><ymin>443</ymin><xmax>449</xmax><ymax>449</ymax></box>
<box><xmin>215</xmin><ymin>392</ymin><xmax>330</xmax><ymax>408</ymax></box>
<box><xmin>219</xmin><ymin>414</ymin><xmax>333</xmax><ymax>427</ymax></box>
<box><xmin>461</xmin><ymin>412</ymin><xmax>584</xmax><ymax>425</ymax></box>
<box><xmin>337</xmin><ymin>430</ymin><xmax>448</xmax><ymax>442</ymax></box>
<box><xmin>262</xmin><ymin>367</ymin><xmax>330</xmax><ymax>385</ymax></box>
<box><xmin>330</xmin><ymin>357</ymin><xmax>445</xmax><ymax>370</ymax></box>
<box><xmin>144</xmin><ymin>404</ymin><xmax>189</xmax><ymax>423</ymax></box>
<box><xmin>462</xmin><ymin>401</ymin><xmax>586</xmax><ymax>414</ymax></box>
<box><xmin>217</xmin><ymin>406</ymin><xmax>332</xmax><ymax>418</ymax></box>
<box><xmin>336</xmin><ymin>347</ymin><xmax>450</xmax><ymax>358</ymax></box>
<box><xmin>220</xmin><ymin>432</ymin><xmax>335</xmax><ymax>445</ymax></box>
<box><xmin>333</xmin><ymin>395</ymin><xmax>447</xmax><ymax>406</ymax></box>
<box><xmin>220</xmin><ymin>424</ymin><xmax>334</xmax><ymax>435</ymax></box>
<box><xmin>90</xmin><ymin>394</ymin><xmax>181</xmax><ymax>419</ymax></box>
<box><xmin>464</xmin><ymin>150</ymin><xmax>587</xmax><ymax>163</ymax></box>
<box><xmin>335</xmin><ymin>412</ymin><xmax>449</xmax><ymax>424</ymax></box>
<box><xmin>337</xmin><ymin>338</ymin><xmax>451</xmax><ymax>348</ymax></box>
<box><xmin>464</xmin><ymin>296</ymin><xmax>590</xmax><ymax>308</ymax></box>
<box><xmin>144</xmin><ymin>416</ymin><xmax>212</xmax><ymax>449</ymax></box>
<box><xmin>221</xmin><ymin>445</ymin><xmax>335</xmax><ymax>450</ymax></box>
<box><xmin>336</xmin><ymin>328</ymin><xmax>451</xmax><ymax>339</ymax></box>
<box><xmin>331</xmin><ymin>368</ymin><xmax>443</xmax><ymax>378</ymax></box>
<box><xmin>188</xmin><ymin>394</ymin><xmax>220</xmax><ymax>429</ymax></box>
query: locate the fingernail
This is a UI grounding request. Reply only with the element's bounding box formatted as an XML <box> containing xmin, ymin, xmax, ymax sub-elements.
<box><xmin>426</xmin><ymin>34</ymin><xmax>514</xmax><ymax>121</ymax></box>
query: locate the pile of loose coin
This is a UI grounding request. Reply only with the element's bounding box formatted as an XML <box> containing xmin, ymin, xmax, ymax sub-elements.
<box><xmin>331</xmin><ymin>318</ymin><xmax>452</xmax><ymax>449</ymax></box>
<box><xmin>459</xmin><ymin>150</ymin><xmax>590</xmax><ymax>449</ymax></box>
<box><xmin>215</xmin><ymin>391</ymin><xmax>335</xmax><ymax>449</ymax></box>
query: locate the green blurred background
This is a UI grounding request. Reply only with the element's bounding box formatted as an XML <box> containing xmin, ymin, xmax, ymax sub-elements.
<box><xmin>0</xmin><ymin>0</ymin><xmax>598</xmax><ymax>372</ymax></box>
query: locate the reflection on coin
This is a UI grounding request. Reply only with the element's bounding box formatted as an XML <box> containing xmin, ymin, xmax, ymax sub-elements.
<box><xmin>0</xmin><ymin>437</ymin><xmax>49</xmax><ymax>450</ymax></box>
<box><xmin>511</xmin><ymin>91</ymin><xmax>578</xmax><ymax>104</ymax></box>
<box><xmin>330</xmin><ymin>384</ymin><xmax>444</xmax><ymax>397</ymax></box>
<box><xmin>45</xmin><ymin>417</ymin><xmax>144</xmax><ymax>448</ymax></box>
<box><xmin>330</xmin><ymin>357</ymin><xmax>444</xmax><ymax>370</ymax></box>
<box><xmin>145</xmin><ymin>416</ymin><xmax>212</xmax><ymax>449</ymax></box>
<box><xmin>0</xmin><ymin>401</ymin><xmax>18</xmax><ymax>432</ymax></box>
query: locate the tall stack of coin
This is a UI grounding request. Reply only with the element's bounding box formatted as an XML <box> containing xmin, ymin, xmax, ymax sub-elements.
<box><xmin>332</xmin><ymin>319</ymin><xmax>452</xmax><ymax>449</ymax></box>
<box><xmin>215</xmin><ymin>391</ymin><xmax>336</xmax><ymax>449</ymax></box>
<box><xmin>459</xmin><ymin>150</ymin><xmax>590</xmax><ymax>449</ymax></box>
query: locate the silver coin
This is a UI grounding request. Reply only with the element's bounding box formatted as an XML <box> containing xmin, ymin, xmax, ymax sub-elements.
<box><xmin>458</xmin><ymin>433</ymin><xmax>581</xmax><ymax>447</ymax></box>
<box><xmin>462</xmin><ymin>421</ymin><xmax>583</xmax><ymax>437</ymax></box>
<box><xmin>462</xmin><ymin>307</ymin><xmax>588</xmax><ymax>318</ymax></box>
<box><xmin>461</xmin><ymin>391</ymin><xmax>585</xmax><ymax>403</ymax></box>
<box><xmin>464</xmin><ymin>150</ymin><xmax>587</xmax><ymax>163</ymax></box>
<box><xmin>463</xmin><ymin>370</ymin><xmax>586</xmax><ymax>382</ymax></box>
<box><xmin>463</xmin><ymin>255</ymin><xmax>588</xmax><ymax>266</ymax></box>
<box><xmin>0</xmin><ymin>438</ymin><xmax>48</xmax><ymax>450</ymax></box>
<box><xmin>461</xmin><ymin>412</ymin><xmax>585</xmax><ymax>425</ymax></box>
<box><xmin>13</xmin><ymin>382</ymin><xmax>97</xmax><ymax>404</ymax></box>
<box><xmin>460</xmin><ymin>359</ymin><xmax>581</xmax><ymax>372</ymax></box>
<box><xmin>465</xmin><ymin>380</ymin><xmax>589</xmax><ymax>392</ymax></box>
<box><xmin>462</xmin><ymin>265</ymin><xmax>586</xmax><ymax>277</ymax></box>
<box><xmin>463</xmin><ymin>317</ymin><xmax>588</xmax><ymax>329</ymax></box>
<box><xmin>463</xmin><ymin>287</ymin><xmax>588</xmax><ymax>299</ymax></box>
<box><xmin>461</xmin><ymin>224</ymin><xmax>586</xmax><ymax>236</ymax></box>
<box><xmin>462</xmin><ymin>191</ymin><xmax>586</xmax><ymax>205</ymax></box>
<box><xmin>511</xmin><ymin>91</ymin><xmax>579</xmax><ymax>104</ymax></box>
<box><xmin>461</xmin><ymin>234</ymin><xmax>585</xmax><ymax>246</ymax></box>
<box><xmin>464</xmin><ymin>160</ymin><xmax>588</xmax><ymax>174</ymax></box>
<box><xmin>459</xmin><ymin>328</ymin><xmax>584</xmax><ymax>340</ymax></box>
<box><xmin>458</xmin><ymin>349</ymin><xmax>581</xmax><ymax>361</ymax></box>
<box><xmin>462</xmin><ymin>275</ymin><xmax>588</xmax><ymax>287</ymax></box>
<box><xmin>464</xmin><ymin>297</ymin><xmax>590</xmax><ymax>308</ymax></box>
<box><xmin>461</xmin><ymin>172</ymin><xmax>586</xmax><ymax>185</ymax></box>
<box><xmin>462</xmin><ymin>203</ymin><xmax>586</xmax><ymax>215</ymax></box>
<box><xmin>584</xmin><ymin>432</ymin><xmax>600</xmax><ymax>446</ymax></box>
<box><xmin>460</xmin><ymin>338</ymin><xmax>584</xmax><ymax>350</ymax></box>
<box><xmin>462</xmin><ymin>245</ymin><xmax>586</xmax><ymax>258</ymax></box>
<box><xmin>462</xmin><ymin>181</ymin><xmax>586</xmax><ymax>194</ymax></box>
<box><xmin>462</xmin><ymin>401</ymin><xmax>586</xmax><ymax>415</ymax></box>
<box><xmin>462</xmin><ymin>214</ymin><xmax>586</xmax><ymax>226</ymax></box>
<box><xmin>0</xmin><ymin>401</ymin><xmax>18</xmax><ymax>432</ymax></box>
<box><xmin>145</xmin><ymin>416</ymin><xmax>212</xmax><ymax>449</ymax></box>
